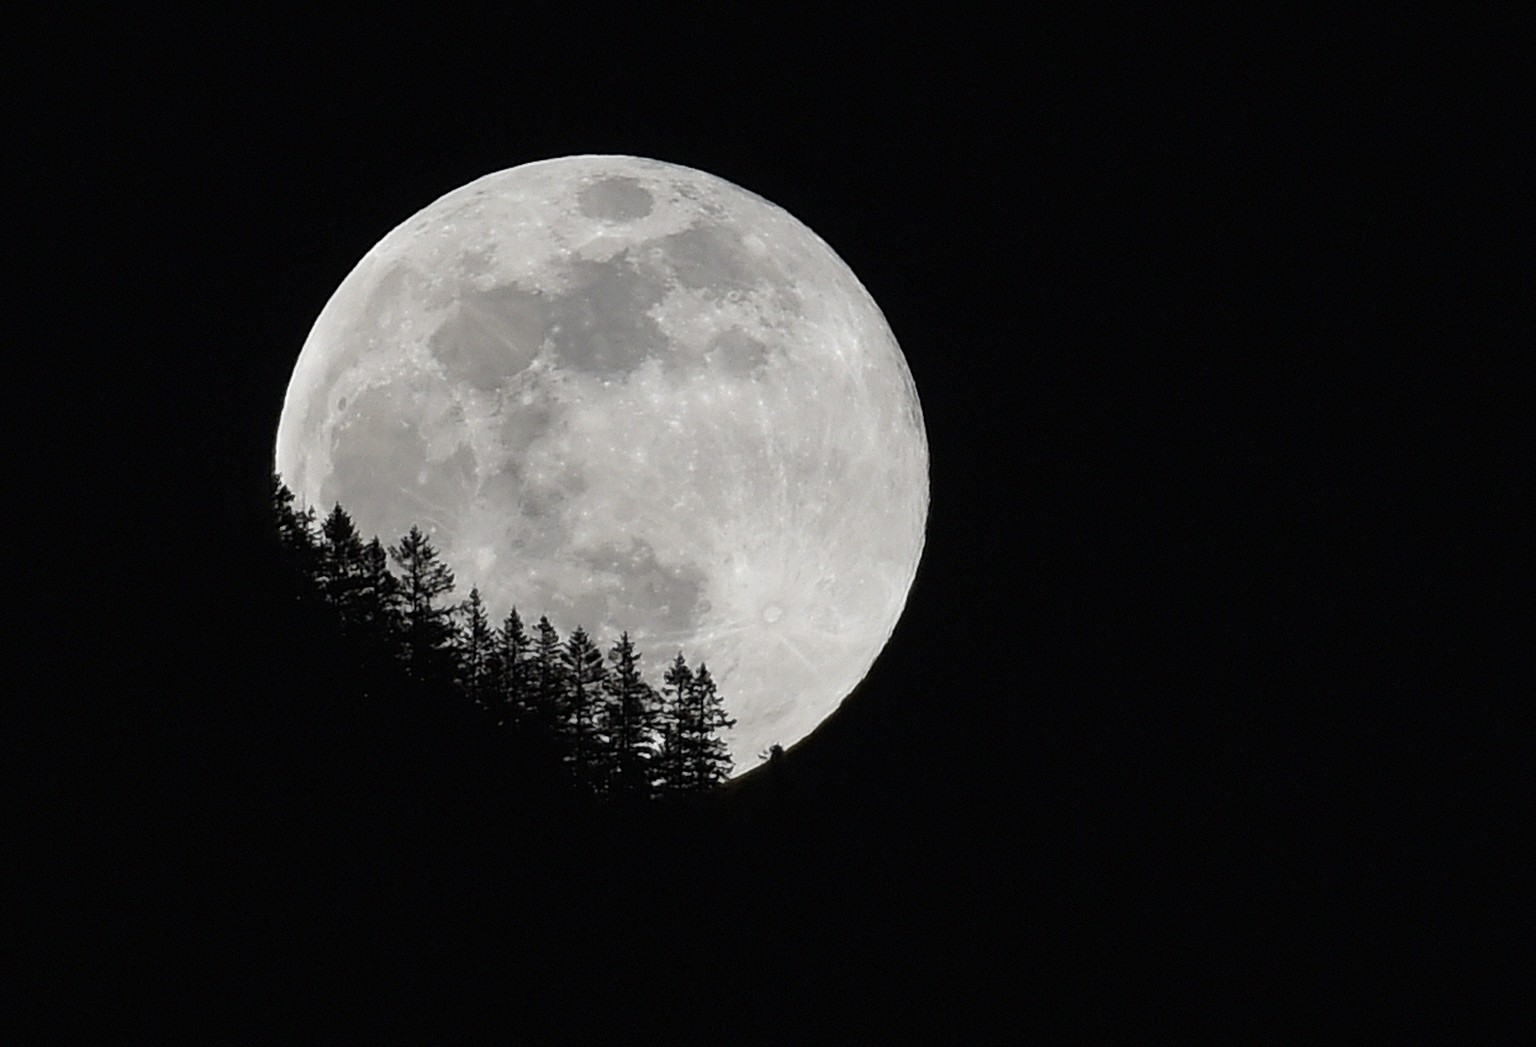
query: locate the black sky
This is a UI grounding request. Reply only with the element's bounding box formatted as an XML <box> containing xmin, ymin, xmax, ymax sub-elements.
<box><xmin>16</xmin><ymin>8</ymin><xmax>1525</xmax><ymax>1039</ymax></box>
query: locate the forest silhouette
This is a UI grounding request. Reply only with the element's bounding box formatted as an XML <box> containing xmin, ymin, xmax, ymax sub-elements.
<box><xmin>230</xmin><ymin>471</ymin><xmax>917</xmax><ymax>1038</ymax></box>
<box><xmin>270</xmin><ymin>473</ymin><xmax>743</xmax><ymax>802</ymax></box>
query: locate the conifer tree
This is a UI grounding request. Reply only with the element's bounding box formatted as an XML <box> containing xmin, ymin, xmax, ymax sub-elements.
<box><xmin>388</xmin><ymin>525</ymin><xmax>456</xmax><ymax>682</ymax></box>
<box><xmin>455</xmin><ymin>586</ymin><xmax>494</xmax><ymax>708</ymax></box>
<box><xmin>654</xmin><ymin>653</ymin><xmax>694</xmax><ymax>797</ymax></box>
<box><xmin>270</xmin><ymin>474</ymin><xmax>319</xmax><ymax>583</ymax></box>
<box><xmin>317</xmin><ymin>503</ymin><xmax>367</xmax><ymax>624</ymax></box>
<box><xmin>683</xmin><ymin>663</ymin><xmax>735</xmax><ymax>791</ymax></box>
<box><xmin>601</xmin><ymin>632</ymin><xmax>659</xmax><ymax>800</ymax></box>
<box><xmin>657</xmin><ymin>655</ymin><xmax>735</xmax><ymax>795</ymax></box>
<box><xmin>354</xmin><ymin>536</ymin><xmax>401</xmax><ymax>654</ymax></box>
<box><xmin>494</xmin><ymin>608</ymin><xmax>532</xmax><ymax>727</ymax></box>
<box><xmin>530</xmin><ymin>615</ymin><xmax>567</xmax><ymax>750</ymax></box>
<box><xmin>560</xmin><ymin>626</ymin><xmax>607</xmax><ymax>790</ymax></box>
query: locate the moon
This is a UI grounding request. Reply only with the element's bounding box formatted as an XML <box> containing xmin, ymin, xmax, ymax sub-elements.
<box><xmin>275</xmin><ymin>155</ymin><xmax>927</xmax><ymax>773</ymax></box>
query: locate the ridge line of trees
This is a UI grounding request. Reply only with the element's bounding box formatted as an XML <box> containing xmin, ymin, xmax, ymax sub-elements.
<box><xmin>271</xmin><ymin>474</ymin><xmax>736</xmax><ymax>800</ymax></box>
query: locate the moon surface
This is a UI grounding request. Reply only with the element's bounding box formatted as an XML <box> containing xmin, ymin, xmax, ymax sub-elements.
<box><xmin>275</xmin><ymin>155</ymin><xmax>927</xmax><ymax>772</ymax></box>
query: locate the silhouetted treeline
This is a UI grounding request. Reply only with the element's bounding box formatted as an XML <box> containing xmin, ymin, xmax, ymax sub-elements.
<box><xmin>271</xmin><ymin>474</ymin><xmax>735</xmax><ymax>799</ymax></box>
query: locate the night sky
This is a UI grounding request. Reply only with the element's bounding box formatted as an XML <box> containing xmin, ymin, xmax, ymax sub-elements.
<box><xmin>17</xmin><ymin>9</ymin><xmax>1523</xmax><ymax>1039</ymax></box>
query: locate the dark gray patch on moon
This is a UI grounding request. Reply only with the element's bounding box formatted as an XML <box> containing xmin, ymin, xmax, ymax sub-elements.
<box><xmin>479</xmin><ymin>464</ymin><xmax>524</xmax><ymax>512</ymax></box>
<box><xmin>457</xmin><ymin>245</ymin><xmax>495</xmax><ymax>277</ymax></box>
<box><xmin>546</xmin><ymin>253</ymin><xmax>669</xmax><ymax>377</ymax></box>
<box><xmin>704</xmin><ymin>328</ymin><xmax>771</xmax><ymax>378</ymax></box>
<box><xmin>577</xmin><ymin>177</ymin><xmax>654</xmax><ymax>222</ymax></box>
<box><xmin>517</xmin><ymin>467</ymin><xmax>587</xmax><ymax>521</ymax></box>
<box><xmin>658</xmin><ymin>221</ymin><xmax>759</xmax><ymax>292</ymax></box>
<box><xmin>322</xmin><ymin>380</ymin><xmax>476</xmax><ymax>548</ymax></box>
<box><xmin>430</xmin><ymin>284</ymin><xmax>546</xmax><ymax>391</ymax></box>
<box><xmin>358</xmin><ymin>264</ymin><xmax>414</xmax><ymax>333</ymax></box>
<box><xmin>578</xmin><ymin>538</ymin><xmax>707</xmax><ymax>637</ymax></box>
<box><xmin>493</xmin><ymin>398</ymin><xmax>556</xmax><ymax>461</ymax></box>
<box><xmin>477</xmin><ymin>468</ymin><xmax>575</xmax><ymax>561</ymax></box>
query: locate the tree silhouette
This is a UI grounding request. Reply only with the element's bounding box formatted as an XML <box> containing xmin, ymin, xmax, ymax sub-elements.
<box><xmin>455</xmin><ymin>586</ymin><xmax>494</xmax><ymax>709</ymax></box>
<box><xmin>269</xmin><ymin>481</ymin><xmax>740</xmax><ymax>802</ymax></box>
<box><xmin>351</xmin><ymin>537</ymin><xmax>402</xmax><ymax>650</ymax></box>
<box><xmin>388</xmin><ymin>525</ymin><xmax>456</xmax><ymax>682</ymax></box>
<box><xmin>560</xmin><ymin>626</ymin><xmax>607</xmax><ymax>792</ymax></box>
<box><xmin>654</xmin><ymin>653</ymin><xmax>694</xmax><ymax>798</ymax></box>
<box><xmin>271</xmin><ymin>474</ymin><xmax>319</xmax><ymax>584</ymax></box>
<box><xmin>658</xmin><ymin>656</ymin><xmax>735</xmax><ymax>794</ymax></box>
<box><xmin>686</xmin><ymin>664</ymin><xmax>735</xmax><ymax>790</ymax></box>
<box><xmin>601</xmin><ymin>632</ymin><xmax>659</xmax><ymax>801</ymax></box>
<box><xmin>317</xmin><ymin>503</ymin><xmax>368</xmax><ymax>626</ymax></box>
<box><xmin>527</xmin><ymin>614</ymin><xmax>569</xmax><ymax>769</ymax></box>
<box><xmin>493</xmin><ymin>607</ymin><xmax>532</xmax><ymax>728</ymax></box>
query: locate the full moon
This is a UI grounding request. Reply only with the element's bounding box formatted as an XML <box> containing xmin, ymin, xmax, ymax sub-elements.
<box><xmin>275</xmin><ymin>155</ymin><xmax>927</xmax><ymax>773</ymax></box>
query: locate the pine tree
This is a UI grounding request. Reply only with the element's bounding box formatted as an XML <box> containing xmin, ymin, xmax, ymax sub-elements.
<box><xmin>494</xmin><ymin>608</ymin><xmax>532</xmax><ymax>727</ymax></box>
<box><xmin>657</xmin><ymin>655</ymin><xmax>735</xmax><ymax>795</ymax></box>
<box><xmin>560</xmin><ymin>626</ymin><xmax>607</xmax><ymax>791</ymax></box>
<box><xmin>684</xmin><ymin>663</ymin><xmax>735</xmax><ymax>790</ymax></box>
<box><xmin>317</xmin><ymin>503</ymin><xmax>367</xmax><ymax>625</ymax></box>
<box><xmin>654</xmin><ymin>653</ymin><xmax>694</xmax><ymax>798</ymax></box>
<box><xmin>601</xmin><ymin>632</ymin><xmax>659</xmax><ymax>801</ymax></box>
<box><xmin>354</xmin><ymin>536</ymin><xmax>401</xmax><ymax>655</ymax></box>
<box><xmin>455</xmin><ymin>586</ymin><xmax>494</xmax><ymax>708</ymax></box>
<box><xmin>530</xmin><ymin>615</ymin><xmax>568</xmax><ymax>753</ymax></box>
<box><xmin>388</xmin><ymin>525</ymin><xmax>456</xmax><ymax>682</ymax></box>
<box><xmin>271</xmin><ymin>473</ymin><xmax>319</xmax><ymax>584</ymax></box>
